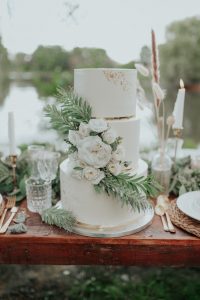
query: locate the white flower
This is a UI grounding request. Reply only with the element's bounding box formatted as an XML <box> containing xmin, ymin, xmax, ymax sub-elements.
<box><xmin>152</xmin><ymin>82</ymin><xmax>165</xmax><ymax>101</ymax></box>
<box><xmin>83</xmin><ymin>167</ymin><xmax>105</xmax><ymax>184</ymax></box>
<box><xmin>79</xmin><ymin>122</ymin><xmax>90</xmax><ymax>138</ymax></box>
<box><xmin>107</xmin><ymin>162</ymin><xmax>122</xmax><ymax>176</ymax></box>
<box><xmin>68</xmin><ymin>130</ymin><xmax>81</xmax><ymax>146</ymax></box>
<box><xmin>112</xmin><ymin>145</ymin><xmax>125</xmax><ymax>161</ymax></box>
<box><xmin>135</xmin><ymin>63</ymin><xmax>149</xmax><ymax>77</ymax></box>
<box><xmin>88</xmin><ymin>119</ymin><xmax>108</xmax><ymax>133</ymax></box>
<box><xmin>92</xmin><ymin>171</ymin><xmax>105</xmax><ymax>185</ymax></box>
<box><xmin>78</xmin><ymin>136</ymin><xmax>112</xmax><ymax>168</ymax></box>
<box><xmin>102</xmin><ymin>128</ymin><xmax>117</xmax><ymax>144</ymax></box>
<box><xmin>71</xmin><ymin>169</ymin><xmax>83</xmax><ymax>180</ymax></box>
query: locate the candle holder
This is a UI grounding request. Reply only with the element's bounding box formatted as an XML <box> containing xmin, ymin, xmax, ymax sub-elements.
<box><xmin>173</xmin><ymin>128</ymin><xmax>183</xmax><ymax>162</ymax></box>
<box><xmin>9</xmin><ymin>155</ymin><xmax>17</xmax><ymax>191</ymax></box>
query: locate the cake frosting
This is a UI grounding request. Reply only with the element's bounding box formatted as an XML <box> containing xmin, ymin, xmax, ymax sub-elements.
<box><xmin>74</xmin><ymin>68</ymin><xmax>137</xmax><ymax>118</ymax></box>
<box><xmin>60</xmin><ymin>68</ymin><xmax>148</xmax><ymax>227</ymax></box>
<box><xmin>60</xmin><ymin>158</ymin><xmax>147</xmax><ymax>226</ymax></box>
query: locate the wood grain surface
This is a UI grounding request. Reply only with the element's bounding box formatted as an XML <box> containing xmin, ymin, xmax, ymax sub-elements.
<box><xmin>0</xmin><ymin>200</ymin><xmax>199</xmax><ymax>266</ymax></box>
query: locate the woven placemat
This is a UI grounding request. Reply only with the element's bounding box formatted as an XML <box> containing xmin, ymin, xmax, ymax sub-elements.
<box><xmin>168</xmin><ymin>200</ymin><xmax>200</xmax><ymax>238</ymax></box>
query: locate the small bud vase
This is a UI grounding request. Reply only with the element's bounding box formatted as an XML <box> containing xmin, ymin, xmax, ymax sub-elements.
<box><xmin>151</xmin><ymin>151</ymin><xmax>172</xmax><ymax>195</ymax></box>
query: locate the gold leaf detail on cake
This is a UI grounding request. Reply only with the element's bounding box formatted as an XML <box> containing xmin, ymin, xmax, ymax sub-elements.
<box><xmin>103</xmin><ymin>70</ymin><xmax>131</xmax><ymax>91</ymax></box>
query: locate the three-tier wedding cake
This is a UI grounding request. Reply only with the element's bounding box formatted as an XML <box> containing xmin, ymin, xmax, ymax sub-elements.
<box><xmin>60</xmin><ymin>69</ymin><xmax>148</xmax><ymax>229</ymax></box>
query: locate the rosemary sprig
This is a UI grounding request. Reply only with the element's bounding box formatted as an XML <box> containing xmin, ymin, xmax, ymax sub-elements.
<box><xmin>41</xmin><ymin>207</ymin><xmax>76</xmax><ymax>232</ymax></box>
<box><xmin>95</xmin><ymin>172</ymin><xmax>161</xmax><ymax>212</ymax></box>
<box><xmin>45</xmin><ymin>88</ymin><xmax>92</xmax><ymax>135</ymax></box>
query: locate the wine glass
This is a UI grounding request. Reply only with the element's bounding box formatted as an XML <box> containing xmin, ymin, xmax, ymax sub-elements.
<box><xmin>37</xmin><ymin>151</ymin><xmax>60</xmax><ymax>182</ymax></box>
<box><xmin>28</xmin><ymin>145</ymin><xmax>45</xmax><ymax>180</ymax></box>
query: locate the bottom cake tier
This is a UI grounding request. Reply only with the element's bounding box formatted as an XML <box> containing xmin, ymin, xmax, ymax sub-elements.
<box><xmin>60</xmin><ymin>158</ymin><xmax>148</xmax><ymax>227</ymax></box>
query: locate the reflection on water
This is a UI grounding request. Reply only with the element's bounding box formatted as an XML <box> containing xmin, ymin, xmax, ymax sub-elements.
<box><xmin>0</xmin><ymin>82</ymin><xmax>61</xmax><ymax>155</ymax></box>
<box><xmin>0</xmin><ymin>81</ymin><xmax>199</xmax><ymax>156</ymax></box>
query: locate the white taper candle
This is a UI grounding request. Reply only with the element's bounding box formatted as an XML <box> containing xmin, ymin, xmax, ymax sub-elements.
<box><xmin>172</xmin><ymin>79</ymin><xmax>185</xmax><ymax>129</ymax></box>
<box><xmin>8</xmin><ymin>112</ymin><xmax>16</xmax><ymax>155</ymax></box>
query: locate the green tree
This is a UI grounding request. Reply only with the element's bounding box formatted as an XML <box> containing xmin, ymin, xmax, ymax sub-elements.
<box><xmin>68</xmin><ymin>47</ymin><xmax>117</xmax><ymax>69</ymax></box>
<box><xmin>0</xmin><ymin>37</ymin><xmax>10</xmax><ymax>106</ymax></box>
<box><xmin>160</xmin><ymin>17</ymin><xmax>200</xmax><ymax>87</ymax></box>
<box><xmin>31</xmin><ymin>46</ymin><xmax>70</xmax><ymax>72</ymax></box>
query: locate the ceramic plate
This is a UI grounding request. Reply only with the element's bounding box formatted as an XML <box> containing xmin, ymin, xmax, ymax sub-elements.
<box><xmin>177</xmin><ymin>191</ymin><xmax>200</xmax><ymax>222</ymax></box>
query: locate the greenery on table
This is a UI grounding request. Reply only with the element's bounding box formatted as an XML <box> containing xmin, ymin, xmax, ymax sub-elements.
<box><xmin>41</xmin><ymin>207</ymin><xmax>76</xmax><ymax>232</ymax></box>
<box><xmin>0</xmin><ymin>146</ymin><xmax>63</xmax><ymax>202</ymax></box>
<box><xmin>169</xmin><ymin>156</ymin><xmax>200</xmax><ymax>196</ymax></box>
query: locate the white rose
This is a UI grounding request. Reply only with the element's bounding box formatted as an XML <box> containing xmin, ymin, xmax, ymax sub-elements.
<box><xmin>79</xmin><ymin>123</ymin><xmax>90</xmax><ymax>138</ymax></box>
<box><xmin>92</xmin><ymin>170</ymin><xmax>105</xmax><ymax>185</ymax></box>
<box><xmin>78</xmin><ymin>136</ymin><xmax>112</xmax><ymax>168</ymax></box>
<box><xmin>83</xmin><ymin>167</ymin><xmax>105</xmax><ymax>185</ymax></box>
<box><xmin>107</xmin><ymin>162</ymin><xmax>122</xmax><ymax>176</ymax></box>
<box><xmin>112</xmin><ymin>145</ymin><xmax>125</xmax><ymax>161</ymax></box>
<box><xmin>102</xmin><ymin>128</ymin><xmax>117</xmax><ymax>144</ymax></box>
<box><xmin>68</xmin><ymin>130</ymin><xmax>80</xmax><ymax>146</ymax></box>
<box><xmin>83</xmin><ymin>166</ymin><xmax>98</xmax><ymax>181</ymax></box>
<box><xmin>88</xmin><ymin>119</ymin><xmax>108</xmax><ymax>133</ymax></box>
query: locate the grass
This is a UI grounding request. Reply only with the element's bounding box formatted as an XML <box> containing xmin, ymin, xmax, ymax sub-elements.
<box><xmin>0</xmin><ymin>266</ymin><xmax>199</xmax><ymax>300</ymax></box>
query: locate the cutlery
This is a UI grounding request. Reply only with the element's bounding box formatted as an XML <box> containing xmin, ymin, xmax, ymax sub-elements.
<box><xmin>155</xmin><ymin>204</ymin><xmax>169</xmax><ymax>232</ymax></box>
<box><xmin>0</xmin><ymin>206</ymin><xmax>18</xmax><ymax>234</ymax></box>
<box><xmin>165</xmin><ymin>211</ymin><xmax>176</xmax><ymax>233</ymax></box>
<box><xmin>0</xmin><ymin>196</ymin><xmax>16</xmax><ymax>229</ymax></box>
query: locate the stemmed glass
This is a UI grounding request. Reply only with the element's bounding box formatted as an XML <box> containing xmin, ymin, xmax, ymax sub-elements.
<box><xmin>37</xmin><ymin>151</ymin><xmax>60</xmax><ymax>181</ymax></box>
<box><xmin>26</xmin><ymin>147</ymin><xmax>60</xmax><ymax>214</ymax></box>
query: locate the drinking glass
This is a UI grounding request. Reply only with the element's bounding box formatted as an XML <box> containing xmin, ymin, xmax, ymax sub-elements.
<box><xmin>26</xmin><ymin>178</ymin><xmax>52</xmax><ymax>214</ymax></box>
<box><xmin>28</xmin><ymin>145</ymin><xmax>45</xmax><ymax>180</ymax></box>
<box><xmin>37</xmin><ymin>151</ymin><xmax>60</xmax><ymax>181</ymax></box>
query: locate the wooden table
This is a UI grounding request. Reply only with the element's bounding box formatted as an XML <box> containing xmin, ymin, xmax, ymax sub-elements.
<box><xmin>0</xmin><ymin>201</ymin><xmax>199</xmax><ymax>266</ymax></box>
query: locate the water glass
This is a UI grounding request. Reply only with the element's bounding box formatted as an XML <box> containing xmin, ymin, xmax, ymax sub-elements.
<box><xmin>26</xmin><ymin>178</ymin><xmax>52</xmax><ymax>214</ymax></box>
<box><xmin>28</xmin><ymin>145</ymin><xmax>45</xmax><ymax>180</ymax></box>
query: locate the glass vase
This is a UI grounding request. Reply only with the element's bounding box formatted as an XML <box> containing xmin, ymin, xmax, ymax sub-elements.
<box><xmin>151</xmin><ymin>151</ymin><xmax>172</xmax><ymax>195</ymax></box>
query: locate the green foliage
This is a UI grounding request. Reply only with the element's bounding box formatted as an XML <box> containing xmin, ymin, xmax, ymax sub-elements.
<box><xmin>41</xmin><ymin>207</ymin><xmax>76</xmax><ymax>232</ymax></box>
<box><xmin>45</xmin><ymin>88</ymin><xmax>92</xmax><ymax>135</ymax></box>
<box><xmin>170</xmin><ymin>156</ymin><xmax>200</xmax><ymax>196</ymax></box>
<box><xmin>31</xmin><ymin>46</ymin><xmax>70</xmax><ymax>72</ymax></box>
<box><xmin>160</xmin><ymin>17</ymin><xmax>200</xmax><ymax>86</ymax></box>
<box><xmin>0</xmin><ymin>147</ymin><xmax>62</xmax><ymax>202</ymax></box>
<box><xmin>95</xmin><ymin>172</ymin><xmax>161</xmax><ymax>211</ymax></box>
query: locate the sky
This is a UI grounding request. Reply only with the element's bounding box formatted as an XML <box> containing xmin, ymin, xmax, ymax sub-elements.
<box><xmin>0</xmin><ymin>0</ymin><xmax>200</xmax><ymax>63</ymax></box>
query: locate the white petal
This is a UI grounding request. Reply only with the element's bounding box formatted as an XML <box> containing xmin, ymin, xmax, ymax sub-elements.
<box><xmin>135</xmin><ymin>64</ymin><xmax>149</xmax><ymax>77</ymax></box>
<box><xmin>152</xmin><ymin>82</ymin><xmax>165</xmax><ymax>101</ymax></box>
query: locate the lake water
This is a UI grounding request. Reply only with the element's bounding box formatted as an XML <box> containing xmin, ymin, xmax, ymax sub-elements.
<box><xmin>0</xmin><ymin>81</ymin><xmax>199</xmax><ymax>156</ymax></box>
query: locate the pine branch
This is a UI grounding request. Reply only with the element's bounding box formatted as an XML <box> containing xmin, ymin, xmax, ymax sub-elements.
<box><xmin>41</xmin><ymin>207</ymin><xmax>76</xmax><ymax>232</ymax></box>
<box><xmin>95</xmin><ymin>173</ymin><xmax>161</xmax><ymax>212</ymax></box>
<box><xmin>45</xmin><ymin>88</ymin><xmax>92</xmax><ymax>135</ymax></box>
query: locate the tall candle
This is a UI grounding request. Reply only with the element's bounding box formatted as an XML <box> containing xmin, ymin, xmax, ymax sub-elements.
<box><xmin>172</xmin><ymin>79</ymin><xmax>185</xmax><ymax>129</ymax></box>
<box><xmin>8</xmin><ymin>112</ymin><xmax>16</xmax><ymax>155</ymax></box>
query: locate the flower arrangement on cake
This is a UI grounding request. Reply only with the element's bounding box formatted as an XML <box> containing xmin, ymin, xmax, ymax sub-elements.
<box><xmin>45</xmin><ymin>88</ymin><xmax>160</xmax><ymax>214</ymax></box>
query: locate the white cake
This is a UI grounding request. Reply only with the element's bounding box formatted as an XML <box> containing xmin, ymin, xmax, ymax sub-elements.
<box><xmin>60</xmin><ymin>68</ymin><xmax>148</xmax><ymax>227</ymax></box>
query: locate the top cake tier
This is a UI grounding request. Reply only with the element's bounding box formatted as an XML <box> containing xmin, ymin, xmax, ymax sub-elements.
<box><xmin>74</xmin><ymin>68</ymin><xmax>137</xmax><ymax>118</ymax></box>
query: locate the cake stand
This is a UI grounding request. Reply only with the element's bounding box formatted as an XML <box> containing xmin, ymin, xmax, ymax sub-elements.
<box><xmin>56</xmin><ymin>201</ymin><xmax>154</xmax><ymax>238</ymax></box>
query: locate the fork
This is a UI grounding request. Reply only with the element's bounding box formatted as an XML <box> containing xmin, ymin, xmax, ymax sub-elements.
<box><xmin>0</xmin><ymin>196</ymin><xmax>16</xmax><ymax>229</ymax></box>
<box><xmin>0</xmin><ymin>207</ymin><xmax>18</xmax><ymax>234</ymax></box>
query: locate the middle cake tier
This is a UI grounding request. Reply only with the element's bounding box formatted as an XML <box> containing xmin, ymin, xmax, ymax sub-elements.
<box><xmin>108</xmin><ymin>117</ymin><xmax>140</xmax><ymax>169</ymax></box>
